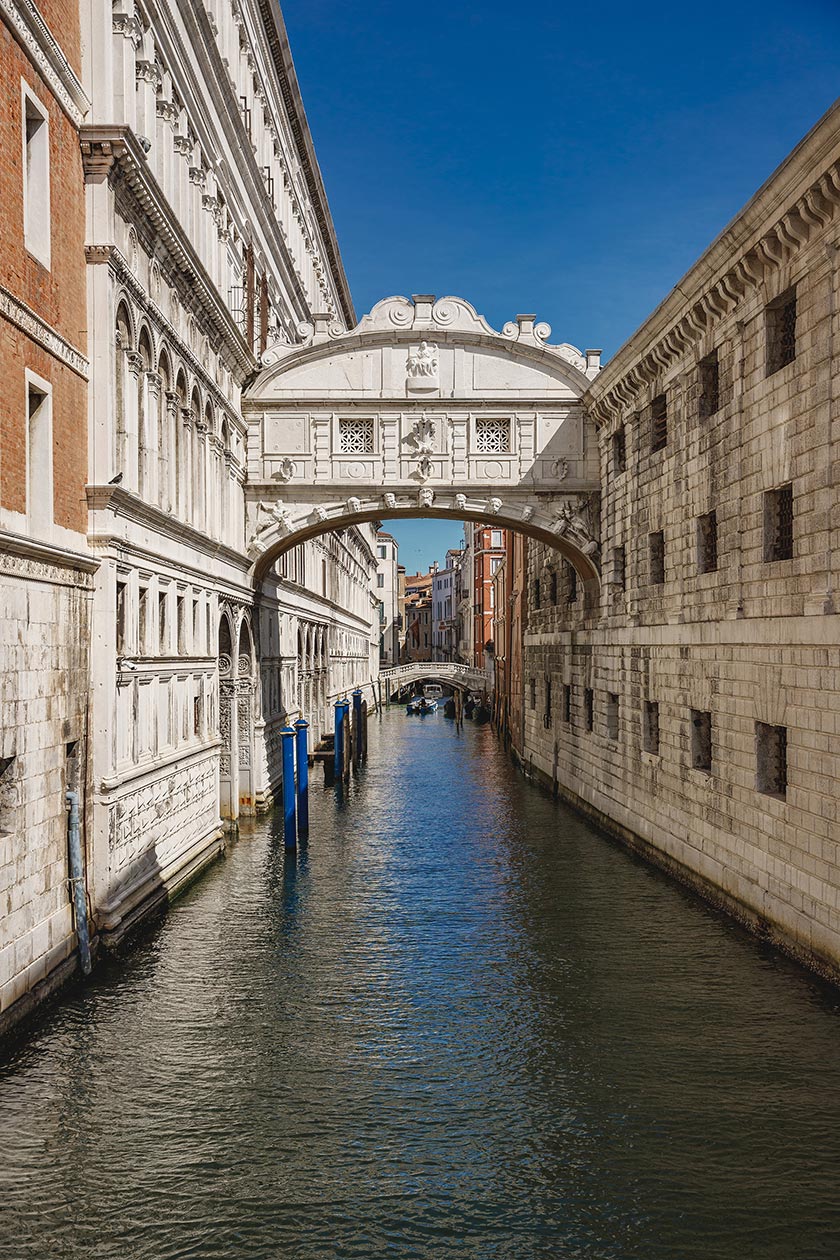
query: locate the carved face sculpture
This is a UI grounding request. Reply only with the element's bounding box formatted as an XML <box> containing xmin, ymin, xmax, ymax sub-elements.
<box><xmin>488</xmin><ymin>497</ymin><xmax>502</xmax><ymax>515</ymax></box>
<box><xmin>383</xmin><ymin>493</ymin><xmax>397</xmax><ymax>509</ymax></box>
<box><xmin>347</xmin><ymin>497</ymin><xmax>362</xmax><ymax>514</ymax></box>
<box><xmin>418</xmin><ymin>487</ymin><xmax>435</xmax><ymax>508</ymax></box>
<box><xmin>455</xmin><ymin>493</ymin><xmax>467</xmax><ymax>512</ymax></box>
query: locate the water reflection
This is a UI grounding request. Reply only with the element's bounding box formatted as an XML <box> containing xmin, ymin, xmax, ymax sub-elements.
<box><xmin>1</xmin><ymin>712</ymin><xmax>840</xmax><ymax>1259</ymax></box>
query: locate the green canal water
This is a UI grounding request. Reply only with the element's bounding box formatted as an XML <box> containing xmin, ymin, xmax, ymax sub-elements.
<box><xmin>1</xmin><ymin>711</ymin><xmax>840</xmax><ymax>1258</ymax></box>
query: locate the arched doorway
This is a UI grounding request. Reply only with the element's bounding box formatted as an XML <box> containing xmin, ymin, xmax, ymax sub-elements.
<box><xmin>237</xmin><ymin>618</ymin><xmax>256</xmax><ymax>813</ymax></box>
<box><xmin>218</xmin><ymin>613</ymin><xmax>235</xmax><ymax>819</ymax></box>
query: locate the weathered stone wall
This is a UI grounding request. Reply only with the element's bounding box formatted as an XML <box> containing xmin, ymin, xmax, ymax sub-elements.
<box><xmin>519</xmin><ymin>100</ymin><xmax>840</xmax><ymax>980</ymax></box>
<box><xmin>0</xmin><ymin>546</ymin><xmax>93</xmax><ymax>1027</ymax></box>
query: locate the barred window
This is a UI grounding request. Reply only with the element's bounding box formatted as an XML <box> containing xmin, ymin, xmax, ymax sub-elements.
<box><xmin>698</xmin><ymin>349</ymin><xmax>720</xmax><ymax>419</ymax></box>
<box><xmin>763</xmin><ymin>484</ymin><xmax>793</xmax><ymax>561</ymax></box>
<box><xmin>612</xmin><ymin>425</ymin><xmax>626</xmax><ymax>474</ymax></box>
<box><xmin>565</xmin><ymin>561</ymin><xmax>578</xmax><ymax>604</ymax></box>
<box><xmin>529</xmin><ymin>677</ymin><xmax>536</xmax><ymax>710</ymax></box>
<box><xmin>563</xmin><ymin>684</ymin><xmax>572</xmax><ymax>724</ymax></box>
<box><xmin>756</xmin><ymin>722</ymin><xmax>787</xmax><ymax>798</ymax></box>
<box><xmin>549</xmin><ymin>570</ymin><xmax>558</xmax><ymax>604</ymax></box>
<box><xmin>339</xmin><ymin>418</ymin><xmax>374</xmax><ymax>454</ymax></box>
<box><xmin>543</xmin><ymin>677</ymin><xmax>552</xmax><ymax>729</ymax></box>
<box><xmin>612</xmin><ymin>545</ymin><xmax>626</xmax><ymax>591</ymax></box>
<box><xmin>606</xmin><ymin>692</ymin><xmax>619</xmax><ymax>742</ymax></box>
<box><xmin>649</xmin><ymin>530</ymin><xmax>665</xmax><ymax>585</ymax></box>
<box><xmin>532</xmin><ymin>578</ymin><xmax>541</xmax><ymax>610</ymax></box>
<box><xmin>766</xmin><ymin>289</ymin><xmax>796</xmax><ymax>376</ymax></box>
<box><xmin>475</xmin><ymin>417</ymin><xmax>511</xmax><ymax>454</ymax></box>
<box><xmin>650</xmin><ymin>393</ymin><xmax>667</xmax><ymax>452</ymax></box>
<box><xmin>697</xmin><ymin>511</ymin><xmax>718</xmax><ymax>574</ymax></box>
<box><xmin>643</xmin><ymin>700</ymin><xmax>660</xmax><ymax>755</ymax></box>
<box><xmin>584</xmin><ymin>688</ymin><xmax>594</xmax><ymax>732</ymax></box>
<box><xmin>691</xmin><ymin>710</ymin><xmax>712</xmax><ymax>773</ymax></box>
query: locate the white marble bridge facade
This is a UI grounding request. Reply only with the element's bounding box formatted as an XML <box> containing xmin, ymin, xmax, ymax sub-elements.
<box><xmin>242</xmin><ymin>295</ymin><xmax>603</xmax><ymax>595</ymax></box>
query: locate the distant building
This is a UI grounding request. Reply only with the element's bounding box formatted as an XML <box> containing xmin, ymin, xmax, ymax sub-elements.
<box><xmin>431</xmin><ymin>553</ymin><xmax>460</xmax><ymax>660</ymax></box>
<box><xmin>375</xmin><ymin>532</ymin><xmax>400</xmax><ymax>665</ymax></box>
<box><xmin>402</xmin><ymin>568</ymin><xmax>435</xmax><ymax>661</ymax></box>
<box><xmin>470</xmin><ymin>525</ymin><xmax>506</xmax><ymax>670</ymax></box>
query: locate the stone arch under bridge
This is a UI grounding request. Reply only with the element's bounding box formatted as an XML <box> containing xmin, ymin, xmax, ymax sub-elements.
<box><xmin>243</xmin><ymin>295</ymin><xmax>603</xmax><ymax>591</ymax></box>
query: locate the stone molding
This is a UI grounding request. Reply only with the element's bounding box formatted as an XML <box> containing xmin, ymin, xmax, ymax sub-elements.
<box><xmin>0</xmin><ymin>528</ymin><xmax>97</xmax><ymax>584</ymax></box>
<box><xmin>0</xmin><ymin>283</ymin><xmax>89</xmax><ymax>379</ymax></box>
<box><xmin>0</xmin><ymin>0</ymin><xmax>90</xmax><ymax>125</ymax></box>
<box><xmin>588</xmin><ymin>102</ymin><xmax>840</xmax><ymax>423</ymax></box>
<box><xmin>80</xmin><ymin>126</ymin><xmax>255</xmax><ymax>380</ymax></box>
<box><xmin>86</xmin><ymin>483</ymin><xmax>250</xmax><ymax>571</ymax></box>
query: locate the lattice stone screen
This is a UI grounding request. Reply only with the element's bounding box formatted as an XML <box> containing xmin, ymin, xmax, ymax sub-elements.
<box><xmin>338</xmin><ymin>418</ymin><xmax>375</xmax><ymax>454</ymax></box>
<box><xmin>475</xmin><ymin>417</ymin><xmax>511</xmax><ymax>454</ymax></box>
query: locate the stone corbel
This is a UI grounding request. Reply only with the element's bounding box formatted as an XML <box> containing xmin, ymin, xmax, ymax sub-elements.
<box><xmin>155</xmin><ymin>99</ymin><xmax>179</xmax><ymax>126</ymax></box>
<box><xmin>126</xmin><ymin>349</ymin><xmax>144</xmax><ymax>378</ymax></box>
<box><xmin>145</xmin><ymin>369</ymin><xmax>162</xmax><ymax>397</ymax></box>
<box><xmin>181</xmin><ymin>406</ymin><xmax>194</xmax><ymax>429</ymax></box>
<box><xmin>188</xmin><ymin>166</ymin><xmax>206</xmax><ymax>188</ymax></box>
<box><xmin>173</xmin><ymin>135</ymin><xmax>193</xmax><ymax>159</ymax></box>
<box><xmin>112</xmin><ymin>11</ymin><xmax>142</xmax><ymax>45</ymax></box>
<box><xmin>135</xmin><ymin>59</ymin><xmax>159</xmax><ymax>86</ymax></box>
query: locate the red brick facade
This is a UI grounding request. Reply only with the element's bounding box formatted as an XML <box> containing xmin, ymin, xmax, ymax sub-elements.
<box><xmin>0</xmin><ymin>4</ymin><xmax>87</xmax><ymax>532</ymax></box>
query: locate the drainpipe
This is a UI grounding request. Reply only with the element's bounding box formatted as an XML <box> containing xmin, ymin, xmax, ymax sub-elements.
<box><xmin>66</xmin><ymin>790</ymin><xmax>92</xmax><ymax>976</ymax></box>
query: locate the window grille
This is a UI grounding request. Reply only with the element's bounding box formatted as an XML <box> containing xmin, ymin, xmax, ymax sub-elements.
<box><xmin>549</xmin><ymin>571</ymin><xmax>558</xmax><ymax>604</ymax></box>
<box><xmin>563</xmin><ymin>684</ymin><xmax>572</xmax><ymax>724</ymax></box>
<box><xmin>543</xmin><ymin>677</ymin><xmax>552</xmax><ymax>729</ymax></box>
<box><xmin>532</xmin><ymin>578</ymin><xmax>541</xmax><ymax>610</ymax></box>
<box><xmin>650</xmin><ymin>394</ymin><xmax>667</xmax><ymax>452</ymax></box>
<box><xmin>566</xmin><ymin>561</ymin><xmax>578</xmax><ymax>604</ymax></box>
<box><xmin>584</xmin><ymin>688</ymin><xmax>594</xmax><ymax>732</ymax></box>
<box><xmin>338</xmin><ymin>418</ymin><xmax>374</xmax><ymax>454</ymax></box>
<box><xmin>529</xmin><ymin>678</ymin><xmax>537</xmax><ymax>710</ymax></box>
<box><xmin>691</xmin><ymin>710</ymin><xmax>712</xmax><ymax>773</ymax></box>
<box><xmin>612</xmin><ymin>545</ymin><xmax>626</xmax><ymax>591</ymax></box>
<box><xmin>756</xmin><ymin>722</ymin><xmax>787</xmax><ymax>797</ymax></box>
<box><xmin>766</xmin><ymin>289</ymin><xmax>797</xmax><ymax>376</ymax></box>
<box><xmin>606</xmin><ymin>692</ymin><xmax>619</xmax><ymax>742</ymax></box>
<box><xmin>643</xmin><ymin>700</ymin><xmax>660</xmax><ymax>755</ymax></box>
<box><xmin>763</xmin><ymin>484</ymin><xmax>793</xmax><ymax>561</ymax></box>
<box><xmin>475</xmin><ymin>417</ymin><xmax>511</xmax><ymax>454</ymax></box>
<box><xmin>698</xmin><ymin>349</ymin><xmax>720</xmax><ymax>419</ymax></box>
<box><xmin>649</xmin><ymin>531</ymin><xmax>665</xmax><ymax>585</ymax></box>
<box><xmin>612</xmin><ymin>425</ymin><xmax>626</xmax><ymax>473</ymax></box>
<box><xmin>697</xmin><ymin>511</ymin><xmax>718</xmax><ymax>573</ymax></box>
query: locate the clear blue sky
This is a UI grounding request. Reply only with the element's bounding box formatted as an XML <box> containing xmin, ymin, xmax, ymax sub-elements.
<box><xmin>283</xmin><ymin>0</ymin><xmax>840</xmax><ymax>572</ymax></box>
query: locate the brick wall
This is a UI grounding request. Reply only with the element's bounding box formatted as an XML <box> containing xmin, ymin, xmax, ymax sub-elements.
<box><xmin>0</xmin><ymin>14</ymin><xmax>87</xmax><ymax>532</ymax></box>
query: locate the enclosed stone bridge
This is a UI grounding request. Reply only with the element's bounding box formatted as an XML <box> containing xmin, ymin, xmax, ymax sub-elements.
<box><xmin>242</xmin><ymin>295</ymin><xmax>603</xmax><ymax>594</ymax></box>
<box><xmin>381</xmin><ymin>662</ymin><xmax>489</xmax><ymax>697</ymax></box>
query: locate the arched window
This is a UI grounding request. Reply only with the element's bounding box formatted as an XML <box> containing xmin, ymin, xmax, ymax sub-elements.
<box><xmin>137</xmin><ymin>327</ymin><xmax>153</xmax><ymax>498</ymax></box>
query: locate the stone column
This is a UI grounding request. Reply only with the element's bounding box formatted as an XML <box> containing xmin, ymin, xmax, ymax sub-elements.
<box><xmin>181</xmin><ymin>406</ymin><xmax>194</xmax><ymax>523</ymax></box>
<box><xmin>144</xmin><ymin>370</ymin><xmax>161</xmax><ymax>505</ymax></box>
<box><xmin>163</xmin><ymin>390</ymin><xmax>178</xmax><ymax>514</ymax></box>
<box><xmin>124</xmin><ymin>346</ymin><xmax>143</xmax><ymax>491</ymax></box>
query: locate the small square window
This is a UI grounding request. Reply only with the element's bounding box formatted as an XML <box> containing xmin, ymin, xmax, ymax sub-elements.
<box><xmin>612</xmin><ymin>425</ymin><xmax>626</xmax><ymax>474</ymax></box>
<box><xmin>756</xmin><ymin>722</ymin><xmax>787</xmax><ymax>798</ymax></box>
<box><xmin>650</xmin><ymin>394</ymin><xmax>667</xmax><ymax>452</ymax></box>
<box><xmin>649</xmin><ymin>531</ymin><xmax>665</xmax><ymax>585</ymax></box>
<box><xmin>697</xmin><ymin>511</ymin><xmax>718</xmax><ymax>574</ymax></box>
<box><xmin>22</xmin><ymin>84</ymin><xmax>51</xmax><ymax>269</ymax></box>
<box><xmin>698</xmin><ymin>349</ymin><xmax>720</xmax><ymax>419</ymax></box>
<box><xmin>766</xmin><ymin>289</ymin><xmax>796</xmax><ymax>376</ymax></box>
<box><xmin>691</xmin><ymin>709</ymin><xmax>712</xmax><ymax>774</ymax></box>
<box><xmin>643</xmin><ymin>700</ymin><xmax>660</xmax><ymax>754</ymax></box>
<box><xmin>338</xmin><ymin>417</ymin><xmax>374</xmax><ymax>454</ymax></box>
<box><xmin>584</xmin><ymin>688</ymin><xmax>594</xmax><ymax>732</ymax></box>
<box><xmin>475</xmin><ymin>417</ymin><xmax>511</xmax><ymax>454</ymax></box>
<box><xmin>606</xmin><ymin>692</ymin><xmax>619</xmax><ymax>742</ymax></box>
<box><xmin>763</xmin><ymin>484</ymin><xmax>793</xmax><ymax>561</ymax></box>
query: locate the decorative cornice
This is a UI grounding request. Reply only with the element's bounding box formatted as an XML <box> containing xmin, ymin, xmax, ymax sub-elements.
<box><xmin>0</xmin><ymin>0</ymin><xmax>89</xmax><ymax>125</ymax></box>
<box><xmin>0</xmin><ymin>527</ymin><xmax>98</xmax><ymax>580</ymax></box>
<box><xmin>0</xmin><ymin>283</ymin><xmax>88</xmax><ymax>378</ymax></box>
<box><xmin>86</xmin><ymin>483</ymin><xmax>248</xmax><ymax>569</ymax></box>
<box><xmin>80</xmin><ymin>126</ymin><xmax>256</xmax><ymax>382</ymax></box>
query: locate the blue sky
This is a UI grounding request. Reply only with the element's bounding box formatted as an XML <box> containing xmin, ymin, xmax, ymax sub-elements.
<box><xmin>282</xmin><ymin>0</ymin><xmax>840</xmax><ymax>572</ymax></box>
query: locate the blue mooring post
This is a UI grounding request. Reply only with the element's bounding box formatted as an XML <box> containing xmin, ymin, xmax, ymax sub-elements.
<box><xmin>281</xmin><ymin>727</ymin><xmax>297</xmax><ymax>848</ymax></box>
<box><xmin>352</xmin><ymin>689</ymin><xmax>363</xmax><ymax>767</ymax></box>
<box><xmin>334</xmin><ymin>700</ymin><xmax>345</xmax><ymax>783</ymax></box>
<box><xmin>294</xmin><ymin>718</ymin><xmax>309</xmax><ymax>838</ymax></box>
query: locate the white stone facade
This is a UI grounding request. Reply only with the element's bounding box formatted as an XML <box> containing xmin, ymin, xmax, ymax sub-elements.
<box><xmin>375</xmin><ymin>532</ymin><xmax>400</xmax><ymax>666</ymax></box>
<box><xmin>520</xmin><ymin>99</ymin><xmax>840</xmax><ymax>980</ymax></box>
<box><xmin>75</xmin><ymin>0</ymin><xmax>373</xmax><ymax>951</ymax></box>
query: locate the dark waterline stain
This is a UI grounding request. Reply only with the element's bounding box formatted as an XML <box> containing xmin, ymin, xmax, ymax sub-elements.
<box><xmin>1</xmin><ymin>713</ymin><xmax>840</xmax><ymax>1259</ymax></box>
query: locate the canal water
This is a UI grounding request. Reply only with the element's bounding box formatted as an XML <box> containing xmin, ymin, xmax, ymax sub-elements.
<box><xmin>2</xmin><ymin>712</ymin><xmax>840</xmax><ymax>1259</ymax></box>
